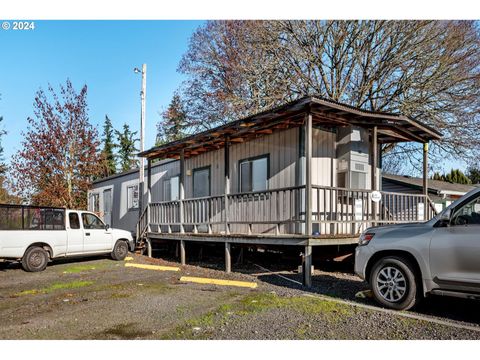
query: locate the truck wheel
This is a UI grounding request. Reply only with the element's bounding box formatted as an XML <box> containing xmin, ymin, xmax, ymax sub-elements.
<box><xmin>22</xmin><ymin>246</ymin><xmax>49</xmax><ymax>272</ymax></box>
<box><xmin>370</xmin><ymin>256</ymin><xmax>421</xmax><ymax>311</ymax></box>
<box><xmin>111</xmin><ymin>240</ymin><xmax>129</xmax><ymax>261</ymax></box>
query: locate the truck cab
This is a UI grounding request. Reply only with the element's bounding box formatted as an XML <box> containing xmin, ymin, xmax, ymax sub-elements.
<box><xmin>0</xmin><ymin>204</ymin><xmax>135</xmax><ymax>272</ymax></box>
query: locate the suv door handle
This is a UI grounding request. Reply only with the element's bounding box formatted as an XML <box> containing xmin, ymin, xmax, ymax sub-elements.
<box><xmin>85</xmin><ymin>232</ymin><xmax>90</xmax><ymax>236</ymax></box>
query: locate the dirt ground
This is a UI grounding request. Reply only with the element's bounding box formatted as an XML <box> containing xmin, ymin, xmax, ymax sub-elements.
<box><xmin>0</xmin><ymin>252</ymin><xmax>479</xmax><ymax>340</ymax></box>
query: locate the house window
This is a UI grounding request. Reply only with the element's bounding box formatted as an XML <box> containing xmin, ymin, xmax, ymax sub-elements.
<box><xmin>163</xmin><ymin>176</ymin><xmax>179</xmax><ymax>201</ymax></box>
<box><xmin>193</xmin><ymin>167</ymin><xmax>210</xmax><ymax>198</ymax></box>
<box><xmin>239</xmin><ymin>155</ymin><xmax>268</xmax><ymax>193</ymax></box>
<box><xmin>89</xmin><ymin>193</ymin><xmax>100</xmax><ymax>212</ymax></box>
<box><xmin>127</xmin><ymin>184</ymin><xmax>139</xmax><ymax>210</ymax></box>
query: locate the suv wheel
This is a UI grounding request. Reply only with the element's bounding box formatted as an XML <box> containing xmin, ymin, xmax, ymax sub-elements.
<box><xmin>111</xmin><ymin>240</ymin><xmax>129</xmax><ymax>261</ymax></box>
<box><xmin>22</xmin><ymin>246</ymin><xmax>49</xmax><ymax>272</ymax></box>
<box><xmin>370</xmin><ymin>256</ymin><xmax>421</xmax><ymax>311</ymax></box>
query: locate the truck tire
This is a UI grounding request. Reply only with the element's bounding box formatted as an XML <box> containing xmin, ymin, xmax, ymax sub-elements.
<box><xmin>22</xmin><ymin>246</ymin><xmax>49</xmax><ymax>272</ymax></box>
<box><xmin>370</xmin><ymin>256</ymin><xmax>421</xmax><ymax>311</ymax></box>
<box><xmin>111</xmin><ymin>240</ymin><xmax>129</xmax><ymax>261</ymax></box>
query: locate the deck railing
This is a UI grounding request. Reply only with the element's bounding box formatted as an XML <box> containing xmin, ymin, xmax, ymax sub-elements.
<box><xmin>144</xmin><ymin>185</ymin><xmax>437</xmax><ymax>238</ymax></box>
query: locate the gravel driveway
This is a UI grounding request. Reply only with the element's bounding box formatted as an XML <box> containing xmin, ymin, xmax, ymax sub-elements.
<box><xmin>0</xmin><ymin>253</ymin><xmax>479</xmax><ymax>340</ymax></box>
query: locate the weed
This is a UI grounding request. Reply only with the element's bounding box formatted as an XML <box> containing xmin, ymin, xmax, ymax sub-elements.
<box><xmin>13</xmin><ymin>280</ymin><xmax>94</xmax><ymax>297</ymax></box>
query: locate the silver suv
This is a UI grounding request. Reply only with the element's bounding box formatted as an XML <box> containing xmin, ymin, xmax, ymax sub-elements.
<box><xmin>355</xmin><ymin>187</ymin><xmax>480</xmax><ymax>310</ymax></box>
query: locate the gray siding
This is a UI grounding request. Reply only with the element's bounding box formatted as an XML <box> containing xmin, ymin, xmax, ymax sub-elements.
<box><xmin>90</xmin><ymin>125</ymin><xmax>381</xmax><ymax>234</ymax></box>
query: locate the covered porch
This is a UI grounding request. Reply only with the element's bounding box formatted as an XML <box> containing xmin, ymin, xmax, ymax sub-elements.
<box><xmin>137</xmin><ymin>96</ymin><xmax>442</xmax><ymax>286</ymax></box>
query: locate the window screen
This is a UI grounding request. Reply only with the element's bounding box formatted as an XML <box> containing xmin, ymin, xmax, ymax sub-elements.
<box><xmin>89</xmin><ymin>193</ymin><xmax>100</xmax><ymax>212</ymax></box>
<box><xmin>239</xmin><ymin>155</ymin><xmax>268</xmax><ymax>193</ymax></box>
<box><xmin>127</xmin><ymin>185</ymin><xmax>139</xmax><ymax>210</ymax></box>
<box><xmin>193</xmin><ymin>168</ymin><xmax>210</xmax><ymax>198</ymax></box>
<box><xmin>164</xmin><ymin>176</ymin><xmax>179</xmax><ymax>201</ymax></box>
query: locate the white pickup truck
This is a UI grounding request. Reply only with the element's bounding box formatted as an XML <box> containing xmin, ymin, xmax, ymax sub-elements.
<box><xmin>0</xmin><ymin>204</ymin><xmax>135</xmax><ymax>272</ymax></box>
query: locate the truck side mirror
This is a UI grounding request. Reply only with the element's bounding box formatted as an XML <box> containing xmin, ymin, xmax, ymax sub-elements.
<box><xmin>105</xmin><ymin>224</ymin><xmax>110</xmax><ymax>231</ymax></box>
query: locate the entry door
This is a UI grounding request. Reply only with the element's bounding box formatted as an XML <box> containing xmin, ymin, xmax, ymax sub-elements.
<box><xmin>103</xmin><ymin>189</ymin><xmax>112</xmax><ymax>226</ymax></box>
<box><xmin>193</xmin><ymin>167</ymin><xmax>211</xmax><ymax>232</ymax></box>
<box><xmin>430</xmin><ymin>193</ymin><xmax>480</xmax><ymax>292</ymax></box>
<box><xmin>81</xmin><ymin>212</ymin><xmax>112</xmax><ymax>252</ymax></box>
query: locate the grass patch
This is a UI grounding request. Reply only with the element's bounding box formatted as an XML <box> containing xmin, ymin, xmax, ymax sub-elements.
<box><xmin>61</xmin><ymin>263</ymin><xmax>109</xmax><ymax>274</ymax></box>
<box><xmin>14</xmin><ymin>280</ymin><xmax>94</xmax><ymax>297</ymax></box>
<box><xmin>238</xmin><ymin>293</ymin><xmax>354</xmax><ymax>317</ymax></box>
<box><xmin>163</xmin><ymin>292</ymin><xmax>355</xmax><ymax>339</ymax></box>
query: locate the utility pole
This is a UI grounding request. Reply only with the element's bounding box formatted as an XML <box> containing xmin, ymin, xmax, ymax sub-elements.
<box><xmin>134</xmin><ymin>64</ymin><xmax>147</xmax><ymax>216</ymax></box>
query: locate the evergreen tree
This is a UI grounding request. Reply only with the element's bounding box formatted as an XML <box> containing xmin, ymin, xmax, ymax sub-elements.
<box><xmin>466</xmin><ymin>166</ymin><xmax>480</xmax><ymax>184</ymax></box>
<box><xmin>431</xmin><ymin>172</ymin><xmax>443</xmax><ymax>181</ymax></box>
<box><xmin>431</xmin><ymin>169</ymin><xmax>472</xmax><ymax>185</ymax></box>
<box><xmin>115</xmin><ymin>123</ymin><xmax>139</xmax><ymax>172</ymax></box>
<box><xmin>156</xmin><ymin>93</ymin><xmax>188</xmax><ymax>146</ymax></box>
<box><xmin>101</xmin><ymin>115</ymin><xmax>117</xmax><ymax>177</ymax></box>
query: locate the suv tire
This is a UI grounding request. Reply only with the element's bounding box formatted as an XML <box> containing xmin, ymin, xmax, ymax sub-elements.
<box><xmin>370</xmin><ymin>256</ymin><xmax>421</xmax><ymax>311</ymax></box>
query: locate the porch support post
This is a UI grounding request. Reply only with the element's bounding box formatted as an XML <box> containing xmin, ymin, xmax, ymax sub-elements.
<box><xmin>305</xmin><ymin>112</ymin><xmax>313</xmax><ymax>237</ymax></box>
<box><xmin>225</xmin><ymin>242</ymin><xmax>231</xmax><ymax>273</ymax></box>
<box><xmin>179</xmin><ymin>149</ymin><xmax>185</xmax><ymax>234</ymax></box>
<box><xmin>423</xmin><ymin>142</ymin><xmax>429</xmax><ymax>218</ymax></box>
<box><xmin>147</xmin><ymin>158</ymin><xmax>152</xmax><ymax>203</ymax></box>
<box><xmin>303</xmin><ymin>245</ymin><xmax>312</xmax><ymax>287</ymax></box>
<box><xmin>147</xmin><ymin>158</ymin><xmax>152</xmax><ymax>233</ymax></box>
<box><xmin>224</xmin><ymin>136</ymin><xmax>230</xmax><ymax>235</ymax></box>
<box><xmin>371</xmin><ymin>126</ymin><xmax>378</xmax><ymax>191</ymax></box>
<box><xmin>371</xmin><ymin>126</ymin><xmax>378</xmax><ymax>224</ymax></box>
<box><xmin>180</xmin><ymin>240</ymin><xmax>186</xmax><ymax>265</ymax></box>
<box><xmin>303</xmin><ymin>112</ymin><xmax>313</xmax><ymax>288</ymax></box>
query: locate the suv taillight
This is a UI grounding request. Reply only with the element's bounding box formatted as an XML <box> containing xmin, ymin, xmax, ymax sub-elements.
<box><xmin>359</xmin><ymin>232</ymin><xmax>375</xmax><ymax>246</ymax></box>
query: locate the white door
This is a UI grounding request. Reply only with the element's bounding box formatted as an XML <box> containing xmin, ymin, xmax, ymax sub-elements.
<box><xmin>66</xmin><ymin>212</ymin><xmax>84</xmax><ymax>254</ymax></box>
<box><xmin>81</xmin><ymin>212</ymin><xmax>112</xmax><ymax>252</ymax></box>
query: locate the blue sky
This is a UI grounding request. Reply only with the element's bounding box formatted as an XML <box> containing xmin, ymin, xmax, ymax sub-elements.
<box><xmin>0</xmin><ymin>20</ymin><xmax>204</xmax><ymax>162</ymax></box>
<box><xmin>0</xmin><ymin>20</ymin><xmax>466</xmax><ymax>173</ymax></box>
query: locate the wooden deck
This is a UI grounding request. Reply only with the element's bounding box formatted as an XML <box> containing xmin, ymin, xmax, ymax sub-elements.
<box><xmin>147</xmin><ymin>231</ymin><xmax>360</xmax><ymax>246</ymax></box>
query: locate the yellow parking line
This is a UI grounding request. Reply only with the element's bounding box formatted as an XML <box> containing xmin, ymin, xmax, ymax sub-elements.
<box><xmin>180</xmin><ymin>276</ymin><xmax>258</xmax><ymax>289</ymax></box>
<box><xmin>125</xmin><ymin>263</ymin><xmax>180</xmax><ymax>272</ymax></box>
<box><xmin>124</xmin><ymin>256</ymin><xmax>134</xmax><ymax>261</ymax></box>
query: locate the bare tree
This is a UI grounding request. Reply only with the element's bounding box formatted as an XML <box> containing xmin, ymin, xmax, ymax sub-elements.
<box><xmin>178</xmin><ymin>20</ymin><xmax>480</xmax><ymax>172</ymax></box>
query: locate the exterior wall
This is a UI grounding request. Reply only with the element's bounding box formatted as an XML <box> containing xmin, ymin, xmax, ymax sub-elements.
<box><xmin>312</xmin><ymin>127</ymin><xmax>337</xmax><ymax>187</ymax></box>
<box><xmin>89</xmin><ymin>125</ymin><xmax>381</xmax><ymax>235</ymax></box>
<box><xmin>230</xmin><ymin>127</ymin><xmax>300</xmax><ymax>192</ymax></box>
<box><xmin>89</xmin><ymin>160</ymin><xmax>179</xmax><ymax>234</ymax></box>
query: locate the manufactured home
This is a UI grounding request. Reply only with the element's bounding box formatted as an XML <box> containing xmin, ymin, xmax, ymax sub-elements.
<box><xmin>89</xmin><ymin>96</ymin><xmax>442</xmax><ymax>286</ymax></box>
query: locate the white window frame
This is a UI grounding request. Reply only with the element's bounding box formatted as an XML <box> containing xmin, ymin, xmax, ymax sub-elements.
<box><xmin>127</xmin><ymin>184</ymin><xmax>139</xmax><ymax>210</ymax></box>
<box><xmin>89</xmin><ymin>193</ymin><xmax>100</xmax><ymax>213</ymax></box>
<box><xmin>239</xmin><ymin>154</ymin><xmax>269</xmax><ymax>193</ymax></box>
<box><xmin>163</xmin><ymin>176</ymin><xmax>180</xmax><ymax>201</ymax></box>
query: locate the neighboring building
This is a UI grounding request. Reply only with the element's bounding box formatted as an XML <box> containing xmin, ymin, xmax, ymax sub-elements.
<box><xmin>89</xmin><ymin>95</ymin><xmax>442</xmax><ymax>286</ymax></box>
<box><xmin>89</xmin><ymin>159</ymin><xmax>177</xmax><ymax>235</ymax></box>
<box><xmin>382</xmin><ymin>173</ymin><xmax>476</xmax><ymax>213</ymax></box>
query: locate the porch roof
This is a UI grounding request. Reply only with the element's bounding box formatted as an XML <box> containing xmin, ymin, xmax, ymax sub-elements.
<box><xmin>139</xmin><ymin>96</ymin><xmax>442</xmax><ymax>160</ymax></box>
